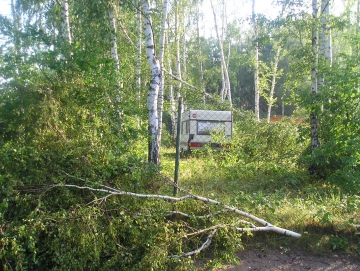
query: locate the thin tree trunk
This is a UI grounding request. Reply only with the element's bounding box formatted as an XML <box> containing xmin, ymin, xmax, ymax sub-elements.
<box><xmin>175</xmin><ymin>1</ymin><xmax>182</xmax><ymax>96</ymax></box>
<box><xmin>108</xmin><ymin>2</ymin><xmax>122</xmax><ymax>118</ymax></box>
<box><xmin>210</xmin><ymin>0</ymin><xmax>232</xmax><ymax>107</ymax></box>
<box><xmin>196</xmin><ymin>1</ymin><xmax>205</xmax><ymax>103</ymax></box>
<box><xmin>318</xmin><ymin>0</ymin><xmax>331</xmax><ymax>91</ymax></box>
<box><xmin>157</xmin><ymin>0</ymin><xmax>169</xmax><ymax>148</ymax></box>
<box><xmin>109</xmin><ymin>3</ymin><xmax>120</xmax><ymax>75</ymax></box>
<box><xmin>252</xmin><ymin>0</ymin><xmax>260</xmax><ymax>121</ymax></box>
<box><xmin>225</xmin><ymin>41</ymin><xmax>232</xmax><ymax>104</ymax></box>
<box><xmin>182</xmin><ymin>8</ymin><xmax>187</xmax><ymax>81</ymax></box>
<box><xmin>310</xmin><ymin>0</ymin><xmax>320</xmax><ymax>155</ymax></box>
<box><xmin>267</xmin><ymin>46</ymin><xmax>281</xmax><ymax>123</ymax></box>
<box><xmin>166</xmin><ymin>20</ymin><xmax>176</xmax><ymax>137</ymax></box>
<box><xmin>61</xmin><ymin>0</ymin><xmax>72</xmax><ymax>44</ymax></box>
<box><xmin>136</xmin><ymin>1</ymin><xmax>142</xmax><ymax>128</ymax></box>
<box><xmin>142</xmin><ymin>0</ymin><xmax>161</xmax><ymax>165</ymax></box>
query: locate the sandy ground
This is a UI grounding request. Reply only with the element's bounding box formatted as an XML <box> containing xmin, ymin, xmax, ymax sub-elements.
<box><xmin>220</xmin><ymin>248</ymin><xmax>360</xmax><ymax>271</ymax></box>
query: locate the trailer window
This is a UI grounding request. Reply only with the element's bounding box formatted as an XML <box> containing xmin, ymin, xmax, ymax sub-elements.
<box><xmin>197</xmin><ymin>121</ymin><xmax>225</xmax><ymax>135</ymax></box>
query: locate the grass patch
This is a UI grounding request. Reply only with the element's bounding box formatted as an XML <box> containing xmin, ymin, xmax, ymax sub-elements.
<box><xmin>160</xmin><ymin>146</ymin><xmax>360</xmax><ymax>259</ymax></box>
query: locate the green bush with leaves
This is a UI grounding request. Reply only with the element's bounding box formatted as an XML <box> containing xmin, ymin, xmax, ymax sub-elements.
<box><xmin>304</xmin><ymin>50</ymin><xmax>360</xmax><ymax>192</ymax></box>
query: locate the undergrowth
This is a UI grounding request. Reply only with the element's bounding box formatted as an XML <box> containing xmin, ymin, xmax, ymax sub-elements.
<box><xmin>160</xmin><ymin>117</ymin><xmax>360</xmax><ymax>267</ymax></box>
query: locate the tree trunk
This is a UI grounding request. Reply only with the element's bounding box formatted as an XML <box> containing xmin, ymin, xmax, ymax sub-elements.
<box><xmin>196</xmin><ymin>0</ymin><xmax>205</xmax><ymax>103</ymax></box>
<box><xmin>142</xmin><ymin>0</ymin><xmax>161</xmax><ymax>165</ymax></box>
<box><xmin>61</xmin><ymin>0</ymin><xmax>72</xmax><ymax>44</ymax></box>
<box><xmin>210</xmin><ymin>0</ymin><xmax>232</xmax><ymax>107</ymax></box>
<box><xmin>318</xmin><ymin>0</ymin><xmax>331</xmax><ymax>91</ymax></box>
<box><xmin>108</xmin><ymin>3</ymin><xmax>120</xmax><ymax>82</ymax></box>
<box><xmin>175</xmin><ymin>1</ymin><xmax>182</xmax><ymax>96</ymax></box>
<box><xmin>310</xmin><ymin>0</ymin><xmax>320</xmax><ymax>155</ymax></box>
<box><xmin>252</xmin><ymin>0</ymin><xmax>260</xmax><ymax>121</ymax></box>
<box><xmin>166</xmin><ymin>20</ymin><xmax>176</xmax><ymax>138</ymax></box>
<box><xmin>157</xmin><ymin>0</ymin><xmax>169</xmax><ymax>148</ymax></box>
<box><xmin>267</xmin><ymin>46</ymin><xmax>281</xmax><ymax>123</ymax></box>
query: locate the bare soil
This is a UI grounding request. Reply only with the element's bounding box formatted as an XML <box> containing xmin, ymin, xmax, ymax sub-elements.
<box><xmin>220</xmin><ymin>248</ymin><xmax>360</xmax><ymax>271</ymax></box>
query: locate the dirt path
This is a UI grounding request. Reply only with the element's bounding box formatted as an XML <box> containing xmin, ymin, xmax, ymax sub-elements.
<box><xmin>220</xmin><ymin>248</ymin><xmax>360</xmax><ymax>271</ymax></box>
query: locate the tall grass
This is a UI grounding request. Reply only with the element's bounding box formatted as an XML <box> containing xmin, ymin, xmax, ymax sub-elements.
<box><xmin>160</xmin><ymin>116</ymin><xmax>360</xmax><ymax>256</ymax></box>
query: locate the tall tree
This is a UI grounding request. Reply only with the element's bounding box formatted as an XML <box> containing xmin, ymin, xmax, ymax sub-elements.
<box><xmin>175</xmin><ymin>0</ymin><xmax>183</xmax><ymax>97</ymax></box>
<box><xmin>108</xmin><ymin>2</ymin><xmax>121</xmax><ymax>103</ymax></box>
<box><xmin>62</xmin><ymin>0</ymin><xmax>72</xmax><ymax>44</ymax></box>
<box><xmin>318</xmin><ymin>0</ymin><xmax>332</xmax><ymax>91</ymax></box>
<box><xmin>157</xmin><ymin>0</ymin><xmax>170</xmax><ymax>148</ymax></box>
<box><xmin>267</xmin><ymin>46</ymin><xmax>282</xmax><ymax>122</ymax></box>
<box><xmin>210</xmin><ymin>0</ymin><xmax>232</xmax><ymax>107</ymax></box>
<box><xmin>142</xmin><ymin>0</ymin><xmax>162</xmax><ymax>165</ymax></box>
<box><xmin>310</xmin><ymin>0</ymin><xmax>321</xmax><ymax>154</ymax></box>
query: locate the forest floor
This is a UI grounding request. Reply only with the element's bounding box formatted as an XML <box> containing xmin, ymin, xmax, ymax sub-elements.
<box><xmin>219</xmin><ymin>247</ymin><xmax>360</xmax><ymax>271</ymax></box>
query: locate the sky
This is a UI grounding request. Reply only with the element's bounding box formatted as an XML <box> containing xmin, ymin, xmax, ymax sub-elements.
<box><xmin>0</xmin><ymin>0</ymin><xmax>11</xmax><ymax>17</ymax></box>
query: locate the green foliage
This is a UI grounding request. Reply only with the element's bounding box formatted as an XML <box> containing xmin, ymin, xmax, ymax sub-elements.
<box><xmin>303</xmin><ymin>49</ymin><xmax>360</xmax><ymax>192</ymax></box>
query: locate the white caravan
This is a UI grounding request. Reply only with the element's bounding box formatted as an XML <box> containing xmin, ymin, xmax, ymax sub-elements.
<box><xmin>177</xmin><ymin>110</ymin><xmax>232</xmax><ymax>152</ymax></box>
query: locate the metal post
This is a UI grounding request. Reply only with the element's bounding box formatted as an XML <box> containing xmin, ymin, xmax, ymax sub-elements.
<box><xmin>174</xmin><ymin>96</ymin><xmax>182</xmax><ymax>196</ymax></box>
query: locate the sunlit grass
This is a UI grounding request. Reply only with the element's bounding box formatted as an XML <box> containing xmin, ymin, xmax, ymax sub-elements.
<box><xmin>160</xmin><ymin>146</ymin><xmax>360</xmax><ymax>256</ymax></box>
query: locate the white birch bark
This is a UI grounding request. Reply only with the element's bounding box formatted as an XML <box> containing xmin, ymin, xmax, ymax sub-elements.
<box><xmin>225</xmin><ymin>41</ymin><xmax>232</xmax><ymax>104</ymax></box>
<box><xmin>108</xmin><ymin>3</ymin><xmax>120</xmax><ymax>74</ymax></box>
<box><xmin>166</xmin><ymin>20</ymin><xmax>176</xmax><ymax>137</ymax></box>
<box><xmin>210</xmin><ymin>0</ymin><xmax>232</xmax><ymax>107</ymax></box>
<box><xmin>318</xmin><ymin>0</ymin><xmax>331</xmax><ymax>91</ymax></box>
<box><xmin>252</xmin><ymin>0</ymin><xmax>260</xmax><ymax>121</ymax></box>
<box><xmin>267</xmin><ymin>46</ymin><xmax>281</xmax><ymax>123</ymax></box>
<box><xmin>196</xmin><ymin>1</ymin><xmax>205</xmax><ymax>103</ymax></box>
<box><xmin>321</xmin><ymin>0</ymin><xmax>332</xmax><ymax>65</ymax></box>
<box><xmin>61</xmin><ymin>0</ymin><xmax>72</xmax><ymax>44</ymax></box>
<box><xmin>311</xmin><ymin>0</ymin><xmax>320</xmax><ymax>154</ymax></box>
<box><xmin>182</xmin><ymin>9</ymin><xmax>187</xmax><ymax>82</ymax></box>
<box><xmin>157</xmin><ymin>0</ymin><xmax>169</xmax><ymax>148</ymax></box>
<box><xmin>142</xmin><ymin>0</ymin><xmax>161</xmax><ymax>165</ymax></box>
<box><xmin>175</xmin><ymin>1</ymin><xmax>182</xmax><ymax>96</ymax></box>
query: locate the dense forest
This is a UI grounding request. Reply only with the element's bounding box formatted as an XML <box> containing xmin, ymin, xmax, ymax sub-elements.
<box><xmin>0</xmin><ymin>0</ymin><xmax>360</xmax><ymax>270</ymax></box>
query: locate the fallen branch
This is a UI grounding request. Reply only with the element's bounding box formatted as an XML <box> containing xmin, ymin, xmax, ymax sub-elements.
<box><xmin>170</xmin><ymin>229</ymin><xmax>218</xmax><ymax>258</ymax></box>
<box><xmin>51</xmin><ymin>183</ymin><xmax>301</xmax><ymax>238</ymax></box>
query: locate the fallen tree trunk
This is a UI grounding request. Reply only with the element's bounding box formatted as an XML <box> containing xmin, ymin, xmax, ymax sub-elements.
<box><xmin>48</xmin><ymin>174</ymin><xmax>301</xmax><ymax>258</ymax></box>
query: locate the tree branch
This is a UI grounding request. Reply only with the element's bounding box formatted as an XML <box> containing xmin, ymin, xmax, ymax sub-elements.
<box><xmin>162</xmin><ymin>67</ymin><xmax>213</xmax><ymax>99</ymax></box>
<box><xmin>51</xmin><ymin>183</ymin><xmax>301</xmax><ymax>239</ymax></box>
<box><xmin>170</xmin><ymin>229</ymin><xmax>218</xmax><ymax>258</ymax></box>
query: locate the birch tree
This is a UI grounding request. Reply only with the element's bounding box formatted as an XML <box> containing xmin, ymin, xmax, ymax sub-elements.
<box><xmin>195</xmin><ymin>0</ymin><xmax>205</xmax><ymax>103</ymax></box>
<box><xmin>61</xmin><ymin>0</ymin><xmax>72</xmax><ymax>44</ymax></box>
<box><xmin>175</xmin><ymin>0</ymin><xmax>183</xmax><ymax>96</ymax></box>
<box><xmin>267</xmin><ymin>46</ymin><xmax>282</xmax><ymax>123</ymax></box>
<box><xmin>318</xmin><ymin>0</ymin><xmax>332</xmax><ymax>91</ymax></box>
<box><xmin>310</xmin><ymin>0</ymin><xmax>320</xmax><ymax>154</ymax></box>
<box><xmin>108</xmin><ymin>3</ymin><xmax>121</xmax><ymax>92</ymax></box>
<box><xmin>210</xmin><ymin>0</ymin><xmax>232</xmax><ymax>107</ymax></box>
<box><xmin>157</xmin><ymin>0</ymin><xmax>169</xmax><ymax>147</ymax></box>
<box><xmin>142</xmin><ymin>0</ymin><xmax>162</xmax><ymax>165</ymax></box>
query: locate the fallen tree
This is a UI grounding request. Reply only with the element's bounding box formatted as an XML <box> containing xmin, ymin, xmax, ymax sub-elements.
<box><xmin>48</xmin><ymin>173</ymin><xmax>300</xmax><ymax>259</ymax></box>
